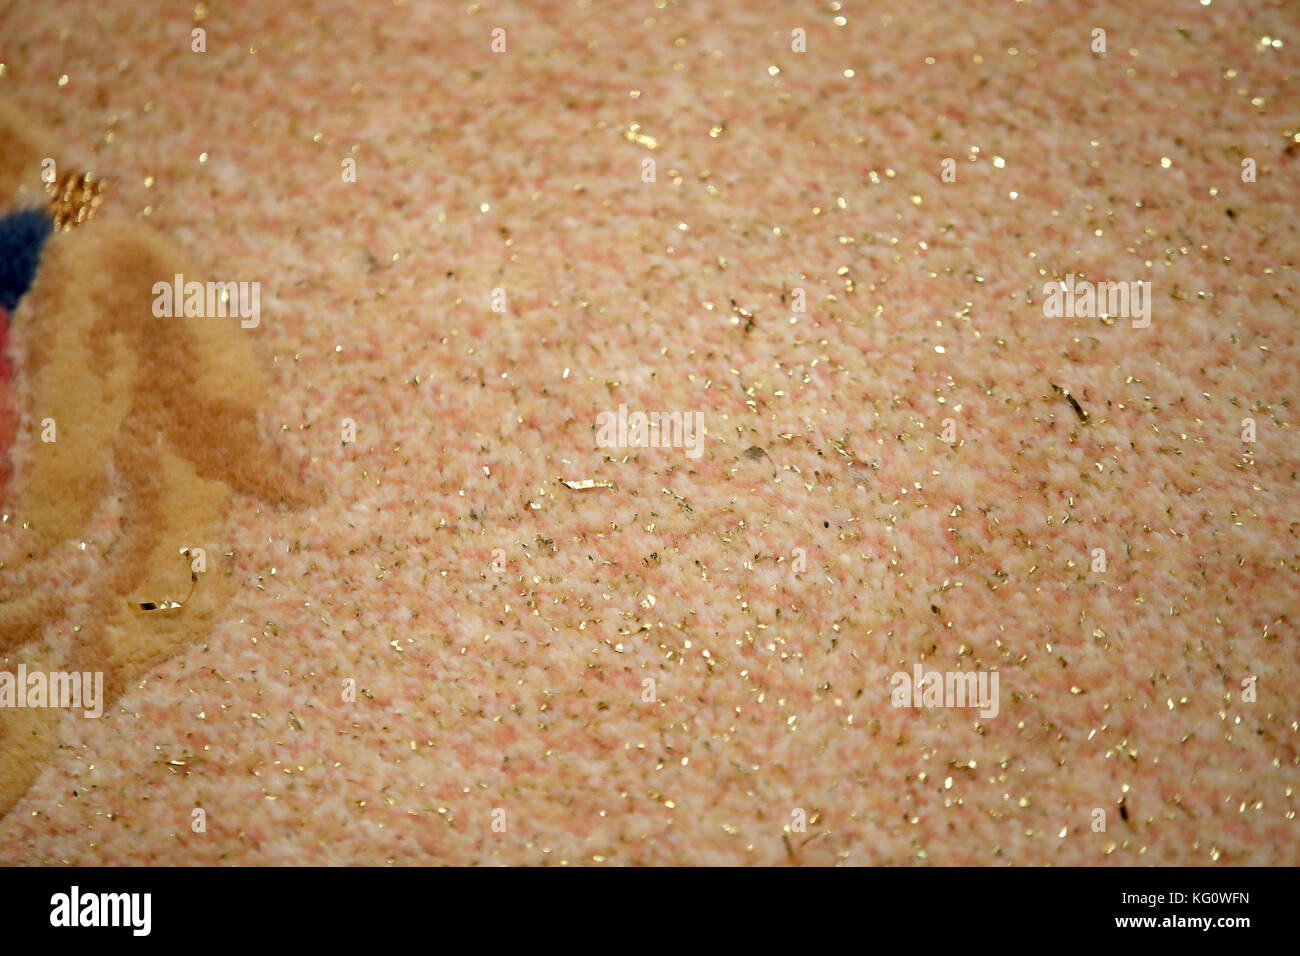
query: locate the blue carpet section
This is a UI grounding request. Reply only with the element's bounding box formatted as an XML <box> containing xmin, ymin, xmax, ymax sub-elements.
<box><xmin>0</xmin><ymin>207</ymin><xmax>54</xmax><ymax>313</ymax></box>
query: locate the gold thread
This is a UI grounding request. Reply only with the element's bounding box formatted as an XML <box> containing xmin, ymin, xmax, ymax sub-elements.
<box><xmin>46</xmin><ymin>171</ymin><xmax>107</xmax><ymax>232</ymax></box>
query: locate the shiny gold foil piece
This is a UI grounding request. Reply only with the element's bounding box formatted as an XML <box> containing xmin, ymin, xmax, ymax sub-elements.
<box><xmin>559</xmin><ymin>478</ymin><xmax>616</xmax><ymax>490</ymax></box>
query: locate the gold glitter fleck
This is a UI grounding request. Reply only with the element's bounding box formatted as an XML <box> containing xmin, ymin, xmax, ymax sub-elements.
<box><xmin>624</xmin><ymin>123</ymin><xmax>658</xmax><ymax>149</ymax></box>
<box><xmin>559</xmin><ymin>478</ymin><xmax>616</xmax><ymax>491</ymax></box>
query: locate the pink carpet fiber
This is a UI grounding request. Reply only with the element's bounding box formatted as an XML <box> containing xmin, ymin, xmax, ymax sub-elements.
<box><xmin>0</xmin><ymin>0</ymin><xmax>1296</xmax><ymax>865</ymax></box>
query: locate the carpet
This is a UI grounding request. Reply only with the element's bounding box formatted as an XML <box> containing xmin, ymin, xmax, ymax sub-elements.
<box><xmin>0</xmin><ymin>0</ymin><xmax>1295</xmax><ymax>865</ymax></box>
